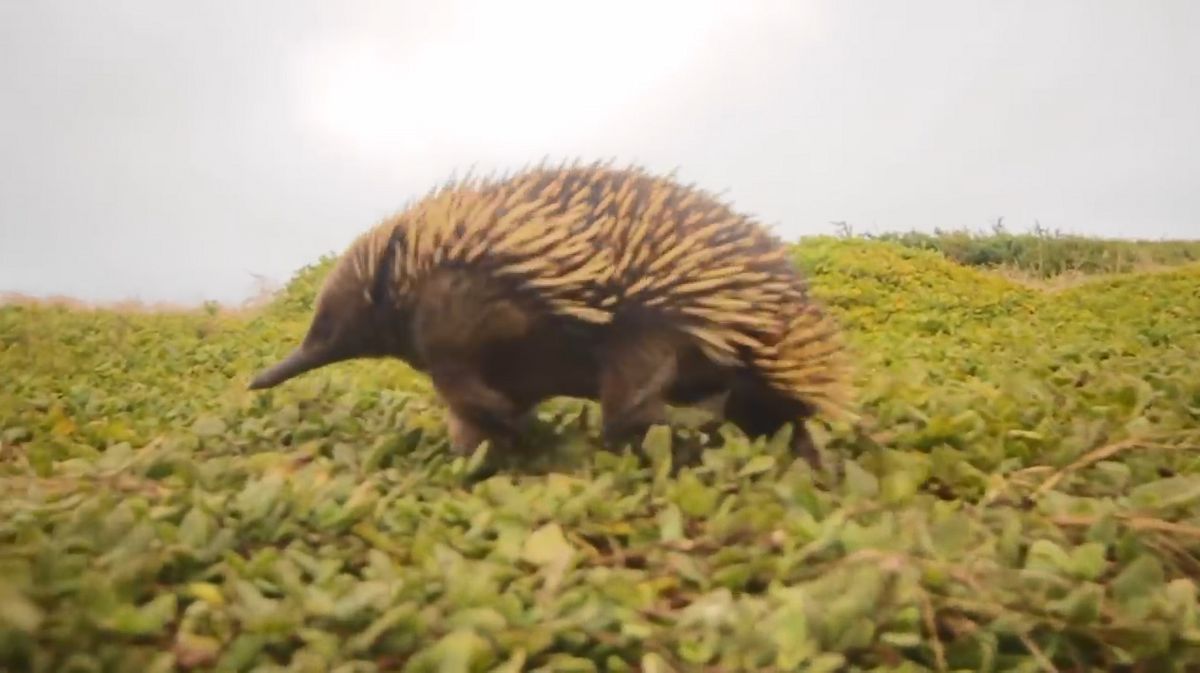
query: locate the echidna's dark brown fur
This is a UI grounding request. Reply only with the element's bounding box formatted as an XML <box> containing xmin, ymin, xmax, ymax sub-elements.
<box><xmin>249</xmin><ymin>160</ymin><xmax>855</xmax><ymax>466</ymax></box>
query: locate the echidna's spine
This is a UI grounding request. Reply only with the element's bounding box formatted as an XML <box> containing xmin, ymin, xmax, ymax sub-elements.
<box><xmin>755</xmin><ymin>301</ymin><xmax>857</xmax><ymax>422</ymax></box>
<box><xmin>567</xmin><ymin>165</ymin><xmax>856</xmax><ymax>421</ymax></box>
<box><xmin>585</xmin><ymin>168</ymin><xmax>789</xmax><ymax>355</ymax></box>
<box><xmin>341</xmin><ymin>166</ymin><xmax>615</xmax><ymax>324</ymax></box>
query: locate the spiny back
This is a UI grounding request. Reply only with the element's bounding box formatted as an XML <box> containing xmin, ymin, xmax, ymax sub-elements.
<box><xmin>335</xmin><ymin>161</ymin><xmax>618</xmax><ymax>323</ymax></box>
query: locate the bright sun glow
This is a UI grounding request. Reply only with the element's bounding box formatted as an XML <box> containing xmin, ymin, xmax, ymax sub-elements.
<box><xmin>299</xmin><ymin>0</ymin><xmax>742</xmax><ymax>159</ymax></box>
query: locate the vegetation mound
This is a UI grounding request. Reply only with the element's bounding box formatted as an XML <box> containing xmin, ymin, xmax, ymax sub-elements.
<box><xmin>2</xmin><ymin>236</ymin><xmax>1198</xmax><ymax>672</ymax></box>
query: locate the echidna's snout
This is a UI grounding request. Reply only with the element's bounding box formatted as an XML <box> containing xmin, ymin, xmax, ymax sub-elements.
<box><xmin>248</xmin><ymin>345</ymin><xmax>331</xmax><ymax>390</ymax></box>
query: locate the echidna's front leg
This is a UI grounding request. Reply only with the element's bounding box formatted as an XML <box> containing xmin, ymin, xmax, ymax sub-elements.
<box><xmin>428</xmin><ymin>364</ymin><xmax>523</xmax><ymax>455</ymax></box>
<box><xmin>442</xmin><ymin>397</ymin><xmax>525</xmax><ymax>455</ymax></box>
<box><xmin>445</xmin><ymin>407</ymin><xmax>495</xmax><ymax>455</ymax></box>
<box><xmin>597</xmin><ymin>325</ymin><xmax>680</xmax><ymax>450</ymax></box>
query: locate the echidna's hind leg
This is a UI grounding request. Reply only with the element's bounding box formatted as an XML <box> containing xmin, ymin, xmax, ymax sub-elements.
<box><xmin>596</xmin><ymin>323</ymin><xmax>681</xmax><ymax>451</ymax></box>
<box><xmin>723</xmin><ymin>371</ymin><xmax>822</xmax><ymax>470</ymax></box>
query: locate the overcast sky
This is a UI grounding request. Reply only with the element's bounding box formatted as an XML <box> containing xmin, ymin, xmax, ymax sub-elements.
<box><xmin>2</xmin><ymin>0</ymin><xmax>1198</xmax><ymax>304</ymax></box>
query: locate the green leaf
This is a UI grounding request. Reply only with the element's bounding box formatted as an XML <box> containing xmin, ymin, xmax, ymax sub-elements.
<box><xmin>1047</xmin><ymin>582</ymin><xmax>1103</xmax><ymax>624</ymax></box>
<box><xmin>0</xmin><ymin>583</ymin><xmax>43</xmax><ymax>632</ymax></box>
<box><xmin>234</xmin><ymin>472</ymin><xmax>286</xmax><ymax>523</ymax></box>
<box><xmin>1069</xmin><ymin>542</ymin><xmax>1108</xmax><ymax>581</ymax></box>
<box><xmin>537</xmin><ymin>654</ymin><xmax>597</xmax><ymax>672</ymax></box>
<box><xmin>672</xmin><ymin>471</ymin><xmax>718</xmax><ymax>518</ymax></box>
<box><xmin>1129</xmin><ymin>475</ymin><xmax>1200</xmax><ymax>510</ymax></box>
<box><xmin>217</xmin><ymin>633</ymin><xmax>266</xmax><ymax>671</ymax></box>
<box><xmin>640</xmin><ymin>652</ymin><xmax>674</xmax><ymax>673</ymax></box>
<box><xmin>521</xmin><ymin>523</ymin><xmax>574</xmax><ymax>567</ymax></box>
<box><xmin>191</xmin><ymin>414</ymin><xmax>226</xmax><ymax>437</ymax></box>
<box><xmin>349</xmin><ymin>602</ymin><xmax>418</xmax><ymax>653</ymax></box>
<box><xmin>738</xmin><ymin>454</ymin><xmax>776</xmax><ymax>478</ymax></box>
<box><xmin>842</xmin><ymin>460</ymin><xmax>879</xmax><ymax>499</ymax></box>
<box><xmin>403</xmin><ymin>629</ymin><xmax>495</xmax><ymax>673</ymax></box>
<box><xmin>928</xmin><ymin>508</ymin><xmax>974</xmax><ymax>558</ymax></box>
<box><xmin>643</xmin><ymin>424</ymin><xmax>673</xmax><ymax>483</ymax></box>
<box><xmin>1163</xmin><ymin>578</ymin><xmax>1199</xmax><ymax>627</ymax></box>
<box><xmin>1111</xmin><ymin>555</ymin><xmax>1165</xmax><ymax>605</ymax></box>
<box><xmin>178</xmin><ymin>506</ymin><xmax>214</xmax><ymax>549</ymax></box>
<box><xmin>768</xmin><ymin>596</ymin><xmax>816</xmax><ymax>667</ymax></box>
<box><xmin>465</xmin><ymin>439</ymin><xmax>490</xmax><ymax>475</ymax></box>
<box><xmin>658</xmin><ymin>503</ymin><xmax>684</xmax><ymax>542</ymax></box>
<box><xmin>1025</xmin><ymin>539</ymin><xmax>1073</xmax><ymax>576</ymax></box>
<box><xmin>489</xmin><ymin>650</ymin><xmax>527</xmax><ymax>673</ymax></box>
<box><xmin>880</xmin><ymin>470</ymin><xmax>920</xmax><ymax>504</ymax></box>
<box><xmin>103</xmin><ymin>593</ymin><xmax>178</xmax><ymax>636</ymax></box>
<box><xmin>808</xmin><ymin>652</ymin><xmax>848</xmax><ymax>673</ymax></box>
<box><xmin>186</xmin><ymin>582</ymin><xmax>224</xmax><ymax>606</ymax></box>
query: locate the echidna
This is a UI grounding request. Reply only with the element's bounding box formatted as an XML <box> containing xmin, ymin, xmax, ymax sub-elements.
<box><xmin>248</xmin><ymin>160</ymin><xmax>855</xmax><ymax>466</ymax></box>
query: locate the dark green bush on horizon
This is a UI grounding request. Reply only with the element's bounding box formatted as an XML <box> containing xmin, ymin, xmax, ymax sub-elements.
<box><xmin>852</xmin><ymin>223</ymin><xmax>1200</xmax><ymax>278</ymax></box>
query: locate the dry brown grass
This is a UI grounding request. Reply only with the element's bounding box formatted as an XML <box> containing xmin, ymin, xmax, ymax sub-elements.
<box><xmin>0</xmin><ymin>282</ymin><xmax>280</xmax><ymax>317</ymax></box>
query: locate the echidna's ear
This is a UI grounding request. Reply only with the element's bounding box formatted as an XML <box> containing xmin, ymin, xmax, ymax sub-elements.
<box><xmin>247</xmin><ymin>344</ymin><xmax>333</xmax><ymax>390</ymax></box>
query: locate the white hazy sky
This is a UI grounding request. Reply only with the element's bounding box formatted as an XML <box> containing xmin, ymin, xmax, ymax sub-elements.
<box><xmin>2</xmin><ymin>0</ymin><xmax>1198</xmax><ymax>304</ymax></box>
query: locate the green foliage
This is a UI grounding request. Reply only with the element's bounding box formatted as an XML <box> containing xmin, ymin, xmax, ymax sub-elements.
<box><xmin>2</xmin><ymin>238</ymin><xmax>1200</xmax><ymax>671</ymax></box>
<box><xmin>263</xmin><ymin>255</ymin><xmax>339</xmax><ymax>320</ymax></box>
<box><xmin>861</xmin><ymin>225</ymin><xmax>1200</xmax><ymax>278</ymax></box>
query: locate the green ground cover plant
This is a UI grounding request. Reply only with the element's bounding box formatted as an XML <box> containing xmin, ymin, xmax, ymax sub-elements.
<box><xmin>1</xmin><ymin>237</ymin><xmax>1198</xmax><ymax>672</ymax></box>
